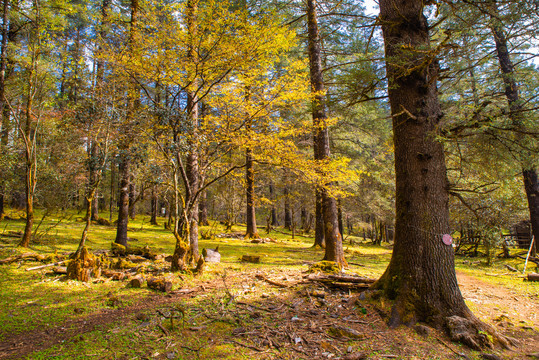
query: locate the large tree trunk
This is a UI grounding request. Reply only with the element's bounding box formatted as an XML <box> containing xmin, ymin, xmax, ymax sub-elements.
<box><xmin>245</xmin><ymin>147</ymin><xmax>259</xmax><ymax>238</ymax></box>
<box><xmin>114</xmin><ymin>156</ymin><xmax>129</xmax><ymax>247</ymax></box>
<box><xmin>0</xmin><ymin>0</ymin><xmax>9</xmax><ymax>221</ymax></box>
<box><xmin>307</xmin><ymin>0</ymin><xmax>344</xmax><ymax>266</ymax></box>
<box><xmin>491</xmin><ymin>19</ymin><xmax>538</xmax><ymax>257</ymax></box>
<box><xmin>374</xmin><ymin>0</ymin><xmax>506</xmax><ymax>348</ymax></box>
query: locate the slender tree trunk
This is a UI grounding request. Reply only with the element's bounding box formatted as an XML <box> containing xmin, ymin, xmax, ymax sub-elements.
<box><xmin>109</xmin><ymin>155</ymin><xmax>115</xmax><ymax>221</ymax></box>
<box><xmin>491</xmin><ymin>18</ymin><xmax>538</xmax><ymax>258</ymax></box>
<box><xmin>307</xmin><ymin>0</ymin><xmax>344</xmax><ymax>266</ymax></box>
<box><xmin>245</xmin><ymin>147</ymin><xmax>259</xmax><ymax>238</ymax></box>
<box><xmin>284</xmin><ymin>185</ymin><xmax>292</xmax><ymax>230</ymax></box>
<box><xmin>150</xmin><ymin>185</ymin><xmax>158</xmax><ymax>225</ymax></box>
<box><xmin>269</xmin><ymin>183</ymin><xmax>278</xmax><ymax>226</ymax></box>
<box><xmin>128</xmin><ymin>180</ymin><xmax>135</xmax><ymax>220</ymax></box>
<box><xmin>314</xmin><ymin>189</ymin><xmax>325</xmax><ymax>247</ymax></box>
<box><xmin>198</xmin><ymin>189</ymin><xmax>209</xmax><ymax>226</ymax></box>
<box><xmin>373</xmin><ymin>0</ymin><xmax>502</xmax><ymax>346</ymax></box>
<box><xmin>115</xmin><ymin>156</ymin><xmax>129</xmax><ymax>247</ymax></box>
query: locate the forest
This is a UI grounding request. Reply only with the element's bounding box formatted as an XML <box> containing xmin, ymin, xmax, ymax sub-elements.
<box><xmin>0</xmin><ymin>0</ymin><xmax>538</xmax><ymax>359</ymax></box>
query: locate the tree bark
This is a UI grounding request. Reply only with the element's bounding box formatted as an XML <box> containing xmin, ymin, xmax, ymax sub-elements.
<box><xmin>373</xmin><ymin>0</ymin><xmax>501</xmax><ymax>345</ymax></box>
<box><xmin>115</xmin><ymin>156</ymin><xmax>129</xmax><ymax>247</ymax></box>
<box><xmin>283</xmin><ymin>185</ymin><xmax>292</xmax><ymax>231</ymax></box>
<box><xmin>307</xmin><ymin>0</ymin><xmax>344</xmax><ymax>266</ymax></box>
<box><xmin>245</xmin><ymin>147</ymin><xmax>259</xmax><ymax>238</ymax></box>
<box><xmin>269</xmin><ymin>183</ymin><xmax>278</xmax><ymax>226</ymax></box>
<box><xmin>314</xmin><ymin>189</ymin><xmax>325</xmax><ymax>248</ymax></box>
<box><xmin>150</xmin><ymin>185</ymin><xmax>158</xmax><ymax>225</ymax></box>
<box><xmin>198</xmin><ymin>189</ymin><xmax>209</xmax><ymax>226</ymax></box>
<box><xmin>491</xmin><ymin>18</ymin><xmax>538</xmax><ymax>257</ymax></box>
<box><xmin>0</xmin><ymin>0</ymin><xmax>9</xmax><ymax>221</ymax></box>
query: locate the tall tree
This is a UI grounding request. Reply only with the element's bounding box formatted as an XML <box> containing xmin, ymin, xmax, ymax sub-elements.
<box><xmin>306</xmin><ymin>0</ymin><xmax>344</xmax><ymax>266</ymax></box>
<box><xmin>115</xmin><ymin>0</ymin><xmax>139</xmax><ymax>247</ymax></box>
<box><xmin>373</xmin><ymin>0</ymin><xmax>508</xmax><ymax>347</ymax></box>
<box><xmin>490</xmin><ymin>5</ymin><xmax>538</xmax><ymax>256</ymax></box>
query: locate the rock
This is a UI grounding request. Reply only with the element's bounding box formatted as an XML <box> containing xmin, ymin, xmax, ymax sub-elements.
<box><xmin>414</xmin><ymin>324</ymin><xmax>432</xmax><ymax>337</ymax></box>
<box><xmin>328</xmin><ymin>326</ymin><xmax>364</xmax><ymax>339</ymax></box>
<box><xmin>202</xmin><ymin>247</ymin><xmax>221</xmax><ymax>263</ymax></box>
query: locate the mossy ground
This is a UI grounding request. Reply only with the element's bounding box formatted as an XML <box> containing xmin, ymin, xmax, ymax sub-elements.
<box><xmin>0</xmin><ymin>208</ymin><xmax>537</xmax><ymax>359</ymax></box>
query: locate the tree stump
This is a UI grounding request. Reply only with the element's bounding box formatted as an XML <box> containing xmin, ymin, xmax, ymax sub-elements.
<box><xmin>67</xmin><ymin>247</ymin><xmax>101</xmax><ymax>282</ymax></box>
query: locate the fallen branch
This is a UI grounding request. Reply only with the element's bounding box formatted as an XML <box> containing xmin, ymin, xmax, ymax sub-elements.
<box><xmin>255</xmin><ymin>273</ymin><xmax>289</xmax><ymax>288</ymax></box>
<box><xmin>0</xmin><ymin>253</ymin><xmax>48</xmax><ymax>265</ymax></box>
<box><xmin>26</xmin><ymin>260</ymin><xmax>68</xmax><ymax>271</ymax></box>
<box><xmin>228</xmin><ymin>339</ymin><xmax>266</xmax><ymax>352</ymax></box>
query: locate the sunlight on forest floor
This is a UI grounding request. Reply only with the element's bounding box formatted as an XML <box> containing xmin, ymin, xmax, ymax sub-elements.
<box><xmin>0</xmin><ymin>209</ymin><xmax>537</xmax><ymax>360</ymax></box>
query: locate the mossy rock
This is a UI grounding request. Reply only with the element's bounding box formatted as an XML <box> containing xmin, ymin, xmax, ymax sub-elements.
<box><xmin>111</xmin><ymin>242</ymin><xmax>127</xmax><ymax>256</ymax></box>
<box><xmin>308</xmin><ymin>261</ymin><xmax>340</xmax><ymax>274</ymax></box>
<box><xmin>112</xmin><ymin>258</ymin><xmax>137</xmax><ymax>270</ymax></box>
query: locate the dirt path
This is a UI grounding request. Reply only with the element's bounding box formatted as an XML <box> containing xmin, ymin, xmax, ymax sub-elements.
<box><xmin>457</xmin><ymin>271</ymin><xmax>539</xmax><ymax>356</ymax></box>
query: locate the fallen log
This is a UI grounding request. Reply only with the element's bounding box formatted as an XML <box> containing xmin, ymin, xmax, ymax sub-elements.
<box><xmin>306</xmin><ymin>273</ymin><xmax>376</xmax><ymax>291</ymax></box>
<box><xmin>241</xmin><ymin>255</ymin><xmax>260</xmax><ymax>264</ymax></box>
<box><xmin>527</xmin><ymin>273</ymin><xmax>539</xmax><ymax>282</ymax></box>
<box><xmin>0</xmin><ymin>253</ymin><xmax>48</xmax><ymax>265</ymax></box>
<box><xmin>148</xmin><ymin>277</ymin><xmax>172</xmax><ymax>292</ymax></box>
<box><xmin>129</xmin><ymin>275</ymin><xmax>145</xmax><ymax>288</ymax></box>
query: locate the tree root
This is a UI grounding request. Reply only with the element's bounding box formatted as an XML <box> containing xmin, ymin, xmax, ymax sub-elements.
<box><xmin>445</xmin><ymin>314</ymin><xmax>512</xmax><ymax>351</ymax></box>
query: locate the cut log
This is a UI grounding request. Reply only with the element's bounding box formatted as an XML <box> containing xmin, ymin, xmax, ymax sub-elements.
<box><xmin>53</xmin><ymin>266</ymin><xmax>67</xmax><ymax>274</ymax></box>
<box><xmin>102</xmin><ymin>269</ymin><xmax>127</xmax><ymax>281</ymax></box>
<box><xmin>527</xmin><ymin>273</ymin><xmax>539</xmax><ymax>282</ymax></box>
<box><xmin>147</xmin><ymin>277</ymin><xmax>172</xmax><ymax>292</ymax></box>
<box><xmin>241</xmin><ymin>255</ymin><xmax>260</xmax><ymax>264</ymax></box>
<box><xmin>129</xmin><ymin>275</ymin><xmax>145</xmax><ymax>288</ymax></box>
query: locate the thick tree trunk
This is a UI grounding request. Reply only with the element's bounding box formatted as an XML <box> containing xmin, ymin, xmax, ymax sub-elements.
<box><xmin>373</xmin><ymin>0</ymin><xmax>505</xmax><ymax>348</ymax></box>
<box><xmin>307</xmin><ymin>0</ymin><xmax>344</xmax><ymax>266</ymax></box>
<box><xmin>245</xmin><ymin>147</ymin><xmax>259</xmax><ymax>238</ymax></box>
<box><xmin>114</xmin><ymin>156</ymin><xmax>129</xmax><ymax>247</ymax></box>
<box><xmin>491</xmin><ymin>20</ymin><xmax>538</xmax><ymax>258</ymax></box>
<box><xmin>0</xmin><ymin>0</ymin><xmax>9</xmax><ymax>221</ymax></box>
